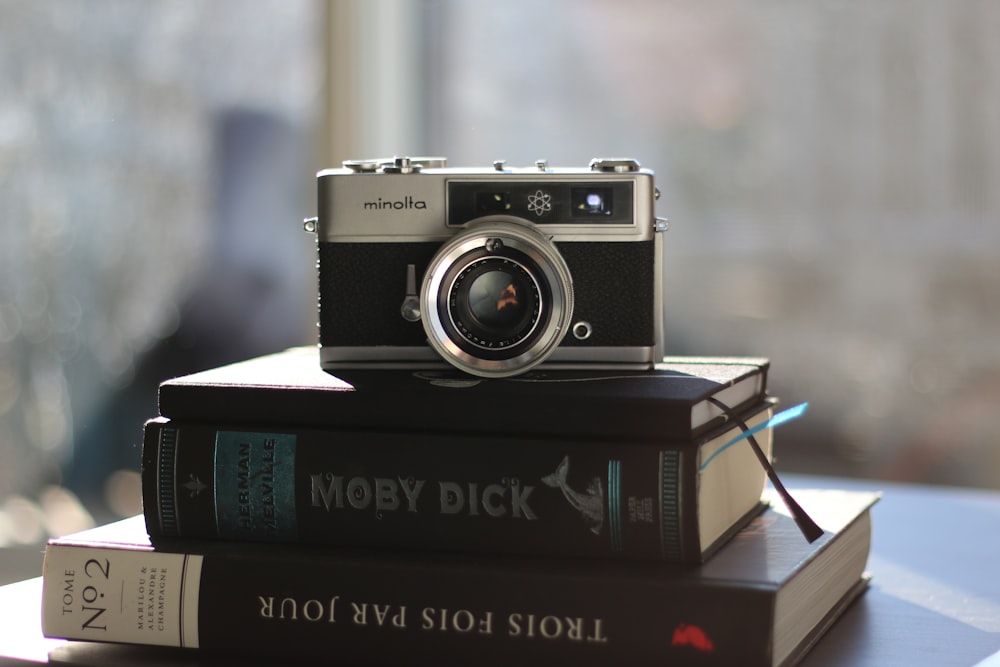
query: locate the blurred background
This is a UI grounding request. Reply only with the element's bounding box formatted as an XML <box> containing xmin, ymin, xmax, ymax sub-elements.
<box><xmin>1</xmin><ymin>0</ymin><xmax>998</xmax><ymax>550</ymax></box>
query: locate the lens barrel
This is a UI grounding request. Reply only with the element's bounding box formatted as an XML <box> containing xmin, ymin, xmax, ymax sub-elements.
<box><xmin>421</xmin><ymin>218</ymin><xmax>574</xmax><ymax>377</ymax></box>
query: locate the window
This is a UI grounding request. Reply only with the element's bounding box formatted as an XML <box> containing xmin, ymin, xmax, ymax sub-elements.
<box><xmin>0</xmin><ymin>2</ymin><xmax>321</xmax><ymax>536</ymax></box>
<box><xmin>330</xmin><ymin>0</ymin><xmax>1000</xmax><ymax>488</ymax></box>
<box><xmin>2</xmin><ymin>1</ymin><xmax>998</xmax><ymax>543</ymax></box>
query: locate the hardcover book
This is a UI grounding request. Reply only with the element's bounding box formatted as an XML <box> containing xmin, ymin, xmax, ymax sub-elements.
<box><xmin>142</xmin><ymin>403</ymin><xmax>775</xmax><ymax>562</ymax></box>
<box><xmin>156</xmin><ymin>346</ymin><xmax>769</xmax><ymax>441</ymax></box>
<box><xmin>41</xmin><ymin>489</ymin><xmax>878</xmax><ymax>667</ymax></box>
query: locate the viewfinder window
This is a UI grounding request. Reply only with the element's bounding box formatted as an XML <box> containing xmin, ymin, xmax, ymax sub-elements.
<box><xmin>571</xmin><ymin>187</ymin><xmax>613</xmax><ymax>216</ymax></box>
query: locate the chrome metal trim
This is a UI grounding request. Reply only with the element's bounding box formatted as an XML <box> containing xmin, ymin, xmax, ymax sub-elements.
<box><xmin>320</xmin><ymin>345</ymin><xmax>659</xmax><ymax>371</ymax></box>
<box><xmin>421</xmin><ymin>218</ymin><xmax>574</xmax><ymax>378</ymax></box>
<box><xmin>547</xmin><ymin>346</ymin><xmax>658</xmax><ymax>365</ymax></box>
<box><xmin>320</xmin><ymin>346</ymin><xmax>439</xmax><ymax>367</ymax></box>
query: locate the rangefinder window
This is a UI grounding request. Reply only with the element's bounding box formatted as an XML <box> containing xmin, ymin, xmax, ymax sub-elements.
<box><xmin>571</xmin><ymin>187</ymin><xmax>613</xmax><ymax>217</ymax></box>
<box><xmin>475</xmin><ymin>191</ymin><xmax>512</xmax><ymax>214</ymax></box>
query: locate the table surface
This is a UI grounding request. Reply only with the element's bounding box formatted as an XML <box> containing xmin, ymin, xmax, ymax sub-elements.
<box><xmin>1</xmin><ymin>474</ymin><xmax>999</xmax><ymax>666</ymax></box>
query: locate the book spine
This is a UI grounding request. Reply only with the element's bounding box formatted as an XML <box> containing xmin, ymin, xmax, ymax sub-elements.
<box><xmin>142</xmin><ymin>419</ymin><xmax>716</xmax><ymax>561</ymax></box>
<box><xmin>41</xmin><ymin>541</ymin><xmax>775</xmax><ymax>666</ymax></box>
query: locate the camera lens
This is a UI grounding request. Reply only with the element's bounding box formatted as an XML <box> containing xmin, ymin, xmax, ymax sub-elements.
<box><xmin>450</xmin><ymin>258</ymin><xmax>539</xmax><ymax>349</ymax></box>
<box><xmin>421</xmin><ymin>217</ymin><xmax>574</xmax><ymax>378</ymax></box>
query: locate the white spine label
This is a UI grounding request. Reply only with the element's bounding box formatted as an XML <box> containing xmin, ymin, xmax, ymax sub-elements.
<box><xmin>42</xmin><ymin>546</ymin><xmax>203</xmax><ymax>648</ymax></box>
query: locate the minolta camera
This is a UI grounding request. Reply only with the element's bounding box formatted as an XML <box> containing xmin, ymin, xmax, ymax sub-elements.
<box><xmin>306</xmin><ymin>156</ymin><xmax>667</xmax><ymax>378</ymax></box>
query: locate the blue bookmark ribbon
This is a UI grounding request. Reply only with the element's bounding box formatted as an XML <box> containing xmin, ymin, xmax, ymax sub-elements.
<box><xmin>699</xmin><ymin>402</ymin><xmax>809</xmax><ymax>472</ymax></box>
<box><xmin>701</xmin><ymin>399</ymin><xmax>822</xmax><ymax>543</ymax></box>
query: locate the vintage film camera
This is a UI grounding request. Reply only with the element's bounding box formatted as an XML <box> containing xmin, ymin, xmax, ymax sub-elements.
<box><xmin>306</xmin><ymin>156</ymin><xmax>668</xmax><ymax>378</ymax></box>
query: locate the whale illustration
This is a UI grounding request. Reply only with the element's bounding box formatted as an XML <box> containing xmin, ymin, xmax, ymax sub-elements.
<box><xmin>542</xmin><ymin>456</ymin><xmax>605</xmax><ymax>535</ymax></box>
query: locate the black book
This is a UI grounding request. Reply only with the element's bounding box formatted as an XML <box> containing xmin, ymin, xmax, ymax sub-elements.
<box><xmin>41</xmin><ymin>489</ymin><xmax>878</xmax><ymax>667</ymax></box>
<box><xmin>142</xmin><ymin>402</ymin><xmax>775</xmax><ymax>562</ymax></box>
<box><xmin>156</xmin><ymin>346</ymin><xmax>769</xmax><ymax>441</ymax></box>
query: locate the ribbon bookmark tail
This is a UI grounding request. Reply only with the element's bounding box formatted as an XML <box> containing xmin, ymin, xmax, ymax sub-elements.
<box><xmin>706</xmin><ymin>398</ymin><xmax>824</xmax><ymax>543</ymax></box>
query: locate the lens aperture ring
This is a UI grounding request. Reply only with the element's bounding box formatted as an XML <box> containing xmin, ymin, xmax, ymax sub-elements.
<box><xmin>421</xmin><ymin>217</ymin><xmax>574</xmax><ymax>377</ymax></box>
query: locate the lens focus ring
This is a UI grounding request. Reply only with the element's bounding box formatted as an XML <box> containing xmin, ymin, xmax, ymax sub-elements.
<box><xmin>421</xmin><ymin>217</ymin><xmax>574</xmax><ymax>377</ymax></box>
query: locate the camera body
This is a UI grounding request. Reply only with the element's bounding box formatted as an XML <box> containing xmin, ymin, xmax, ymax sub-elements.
<box><xmin>310</xmin><ymin>156</ymin><xmax>667</xmax><ymax>378</ymax></box>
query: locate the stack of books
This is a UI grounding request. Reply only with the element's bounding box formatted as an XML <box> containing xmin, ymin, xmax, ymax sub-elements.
<box><xmin>39</xmin><ymin>347</ymin><xmax>877</xmax><ymax>666</ymax></box>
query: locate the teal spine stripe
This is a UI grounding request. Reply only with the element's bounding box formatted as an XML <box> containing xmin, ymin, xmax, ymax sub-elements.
<box><xmin>659</xmin><ymin>451</ymin><xmax>682</xmax><ymax>560</ymax></box>
<box><xmin>158</xmin><ymin>426</ymin><xmax>179</xmax><ymax>537</ymax></box>
<box><xmin>608</xmin><ymin>460</ymin><xmax>623</xmax><ymax>552</ymax></box>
